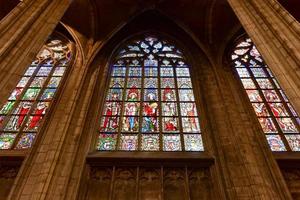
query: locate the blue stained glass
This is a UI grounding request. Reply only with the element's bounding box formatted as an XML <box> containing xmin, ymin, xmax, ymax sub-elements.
<box><xmin>112</xmin><ymin>67</ymin><xmax>126</xmax><ymax>76</ymax></box>
<box><xmin>145</xmin><ymin>67</ymin><xmax>158</xmax><ymax>77</ymax></box>
<box><xmin>37</xmin><ymin>67</ymin><xmax>52</xmax><ymax>76</ymax></box>
<box><xmin>144</xmin><ymin>89</ymin><xmax>158</xmax><ymax>101</ymax></box>
<box><xmin>53</xmin><ymin>67</ymin><xmax>66</xmax><ymax>76</ymax></box>
<box><xmin>24</xmin><ymin>67</ymin><xmax>36</xmax><ymax>76</ymax></box>
<box><xmin>160</xmin><ymin>67</ymin><xmax>174</xmax><ymax>77</ymax></box>
<box><xmin>176</xmin><ymin>68</ymin><xmax>190</xmax><ymax>77</ymax></box>
<box><xmin>47</xmin><ymin>77</ymin><xmax>62</xmax><ymax>88</ymax></box>
<box><xmin>40</xmin><ymin>89</ymin><xmax>56</xmax><ymax>100</ymax></box>
<box><xmin>128</xmin><ymin>67</ymin><xmax>142</xmax><ymax>76</ymax></box>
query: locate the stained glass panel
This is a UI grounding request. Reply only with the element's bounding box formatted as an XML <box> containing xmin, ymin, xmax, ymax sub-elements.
<box><xmin>241</xmin><ymin>79</ymin><xmax>256</xmax><ymax>89</ymax></box>
<box><xmin>256</xmin><ymin>79</ymin><xmax>273</xmax><ymax>89</ymax></box>
<box><xmin>17</xmin><ymin>77</ymin><xmax>30</xmax><ymax>87</ymax></box>
<box><xmin>142</xmin><ymin>117</ymin><xmax>159</xmax><ymax>132</ymax></box>
<box><xmin>163</xmin><ymin>134</ymin><xmax>181</xmax><ymax>151</ymax></box>
<box><xmin>258</xmin><ymin>118</ymin><xmax>277</xmax><ymax>133</ymax></box>
<box><xmin>15</xmin><ymin>133</ymin><xmax>36</xmax><ymax>149</ymax></box>
<box><xmin>0</xmin><ymin>133</ymin><xmax>16</xmax><ymax>149</ymax></box>
<box><xmin>250</xmin><ymin>68</ymin><xmax>267</xmax><ymax>77</ymax></box>
<box><xmin>184</xmin><ymin>134</ymin><xmax>203</xmax><ymax>151</ymax></box>
<box><xmin>276</xmin><ymin>118</ymin><xmax>298</xmax><ymax>133</ymax></box>
<box><xmin>266</xmin><ymin>135</ymin><xmax>286</xmax><ymax>151</ymax></box>
<box><xmin>178</xmin><ymin>90</ymin><xmax>195</xmax><ymax>101</ymax></box>
<box><xmin>176</xmin><ymin>68</ymin><xmax>190</xmax><ymax>77</ymax></box>
<box><xmin>0</xmin><ymin>101</ymin><xmax>15</xmax><ymax>114</ymax></box>
<box><xmin>144</xmin><ymin>78</ymin><xmax>158</xmax><ymax>88</ymax></box>
<box><xmin>119</xmin><ymin>134</ymin><xmax>138</xmax><ymax>151</ymax></box>
<box><xmin>182</xmin><ymin>117</ymin><xmax>200</xmax><ymax>132</ymax></box>
<box><xmin>252</xmin><ymin>103</ymin><xmax>270</xmax><ymax>116</ymax></box>
<box><xmin>161</xmin><ymin>89</ymin><xmax>177</xmax><ymax>101</ymax></box>
<box><xmin>177</xmin><ymin>78</ymin><xmax>192</xmax><ymax>88</ymax></box>
<box><xmin>112</xmin><ymin>67</ymin><xmax>126</xmax><ymax>77</ymax></box>
<box><xmin>162</xmin><ymin>103</ymin><xmax>178</xmax><ymax>116</ymax></box>
<box><xmin>109</xmin><ymin>77</ymin><xmax>125</xmax><ymax>88</ymax></box>
<box><xmin>161</xmin><ymin>78</ymin><xmax>175</xmax><ymax>88</ymax></box>
<box><xmin>22</xmin><ymin>89</ymin><xmax>40</xmax><ymax>100</ymax></box>
<box><xmin>30</xmin><ymin>77</ymin><xmax>47</xmax><ymax>87</ymax></box>
<box><xmin>262</xmin><ymin>90</ymin><xmax>281</xmax><ymax>102</ymax></box>
<box><xmin>144</xmin><ymin>89</ymin><xmax>158</xmax><ymax>101</ymax></box>
<box><xmin>141</xmin><ymin>134</ymin><xmax>159</xmax><ymax>151</ymax></box>
<box><xmin>100</xmin><ymin>116</ymin><xmax>119</xmax><ymax>132</ymax></box>
<box><xmin>285</xmin><ymin>135</ymin><xmax>300</xmax><ymax>151</ymax></box>
<box><xmin>97</xmin><ymin>134</ymin><xmax>117</xmax><ymax>150</ymax></box>
<box><xmin>162</xmin><ymin>117</ymin><xmax>179</xmax><ymax>132</ymax></box>
<box><xmin>98</xmin><ymin>36</ymin><xmax>203</xmax><ymax>151</ymax></box>
<box><xmin>122</xmin><ymin>116</ymin><xmax>139</xmax><ymax>132</ymax></box>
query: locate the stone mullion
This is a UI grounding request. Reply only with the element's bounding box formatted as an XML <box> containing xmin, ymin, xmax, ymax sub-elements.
<box><xmin>0</xmin><ymin>0</ymin><xmax>72</xmax><ymax>108</ymax></box>
<box><xmin>227</xmin><ymin>0</ymin><xmax>300</xmax><ymax>116</ymax></box>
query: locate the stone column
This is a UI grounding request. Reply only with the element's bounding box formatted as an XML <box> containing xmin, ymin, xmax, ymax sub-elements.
<box><xmin>227</xmin><ymin>0</ymin><xmax>300</xmax><ymax>114</ymax></box>
<box><xmin>0</xmin><ymin>0</ymin><xmax>72</xmax><ymax>106</ymax></box>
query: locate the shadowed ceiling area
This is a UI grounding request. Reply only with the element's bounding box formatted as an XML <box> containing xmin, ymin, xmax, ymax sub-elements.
<box><xmin>62</xmin><ymin>0</ymin><xmax>240</xmax><ymax>53</ymax></box>
<box><xmin>0</xmin><ymin>0</ymin><xmax>19</xmax><ymax>20</ymax></box>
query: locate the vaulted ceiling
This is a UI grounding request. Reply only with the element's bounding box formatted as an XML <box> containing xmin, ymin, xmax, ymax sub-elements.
<box><xmin>62</xmin><ymin>0</ymin><xmax>240</xmax><ymax>53</ymax></box>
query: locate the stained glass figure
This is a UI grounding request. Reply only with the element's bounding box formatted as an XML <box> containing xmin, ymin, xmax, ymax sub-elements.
<box><xmin>98</xmin><ymin>36</ymin><xmax>203</xmax><ymax>151</ymax></box>
<box><xmin>232</xmin><ymin>37</ymin><xmax>300</xmax><ymax>151</ymax></box>
<box><xmin>0</xmin><ymin>36</ymin><xmax>73</xmax><ymax>149</ymax></box>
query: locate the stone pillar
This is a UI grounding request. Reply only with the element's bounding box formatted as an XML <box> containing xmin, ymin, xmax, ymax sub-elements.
<box><xmin>227</xmin><ymin>0</ymin><xmax>300</xmax><ymax>114</ymax></box>
<box><xmin>199</xmin><ymin>56</ymin><xmax>292</xmax><ymax>199</ymax></box>
<box><xmin>0</xmin><ymin>0</ymin><xmax>72</xmax><ymax>106</ymax></box>
<box><xmin>0</xmin><ymin>0</ymin><xmax>80</xmax><ymax>199</ymax></box>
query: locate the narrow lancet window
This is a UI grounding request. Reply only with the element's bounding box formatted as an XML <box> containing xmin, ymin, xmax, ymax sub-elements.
<box><xmin>231</xmin><ymin>37</ymin><xmax>300</xmax><ymax>151</ymax></box>
<box><xmin>0</xmin><ymin>35</ymin><xmax>73</xmax><ymax>149</ymax></box>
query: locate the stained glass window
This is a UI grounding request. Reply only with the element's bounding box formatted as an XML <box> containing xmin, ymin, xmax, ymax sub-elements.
<box><xmin>97</xmin><ymin>36</ymin><xmax>204</xmax><ymax>151</ymax></box>
<box><xmin>0</xmin><ymin>36</ymin><xmax>73</xmax><ymax>150</ymax></box>
<box><xmin>232</xmin><ymin>37</ymin><xmax>300</xmax><ymax>151</ymax></box>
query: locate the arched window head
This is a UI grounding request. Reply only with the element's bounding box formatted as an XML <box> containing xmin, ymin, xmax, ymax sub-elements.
<box><xmin>231</xmin><ymin>37</ymin><xmax>300</xmax><ymax>152</ymax></box>
<box><xmin>97</xmin><ymin>35</ymin><xmax>204</xmax><ymax>152</ymax></box>
<box><xmin>0</xmin><ymin>35</ymin><xmax>73</xmax><ymax>150</ymax></box>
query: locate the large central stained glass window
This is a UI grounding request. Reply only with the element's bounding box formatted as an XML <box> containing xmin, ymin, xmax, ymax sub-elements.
<box><xmin>97</xmin><ymin>36</ymin><xmax>204</xmax><ymax>152</ymax></box>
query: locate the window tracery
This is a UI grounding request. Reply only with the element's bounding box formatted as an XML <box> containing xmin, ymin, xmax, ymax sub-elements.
<box><xmin>231</xmin><ymin>37</ymin><xmax>300</xmax><ymax>151</ymax></box>
<box><xmin>0</xmin><ymin>35</ymin><xmax>73</xmax><ymax>149</ymax></box>
<box><xmin>98</xmin><ymin>36</ymin><xmax>203</xmax><ymax>151</ymax></box>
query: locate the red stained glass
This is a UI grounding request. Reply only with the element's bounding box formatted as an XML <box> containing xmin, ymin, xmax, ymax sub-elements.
<box><xmin>103</xmin><ymin>102</ymin><xmax>122</xmax><ymax>116</ymax></box>
<box><xmin>258</xmin><ymin>118</ymin><xmax>277</xmax><ymax>133</ymax></box>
